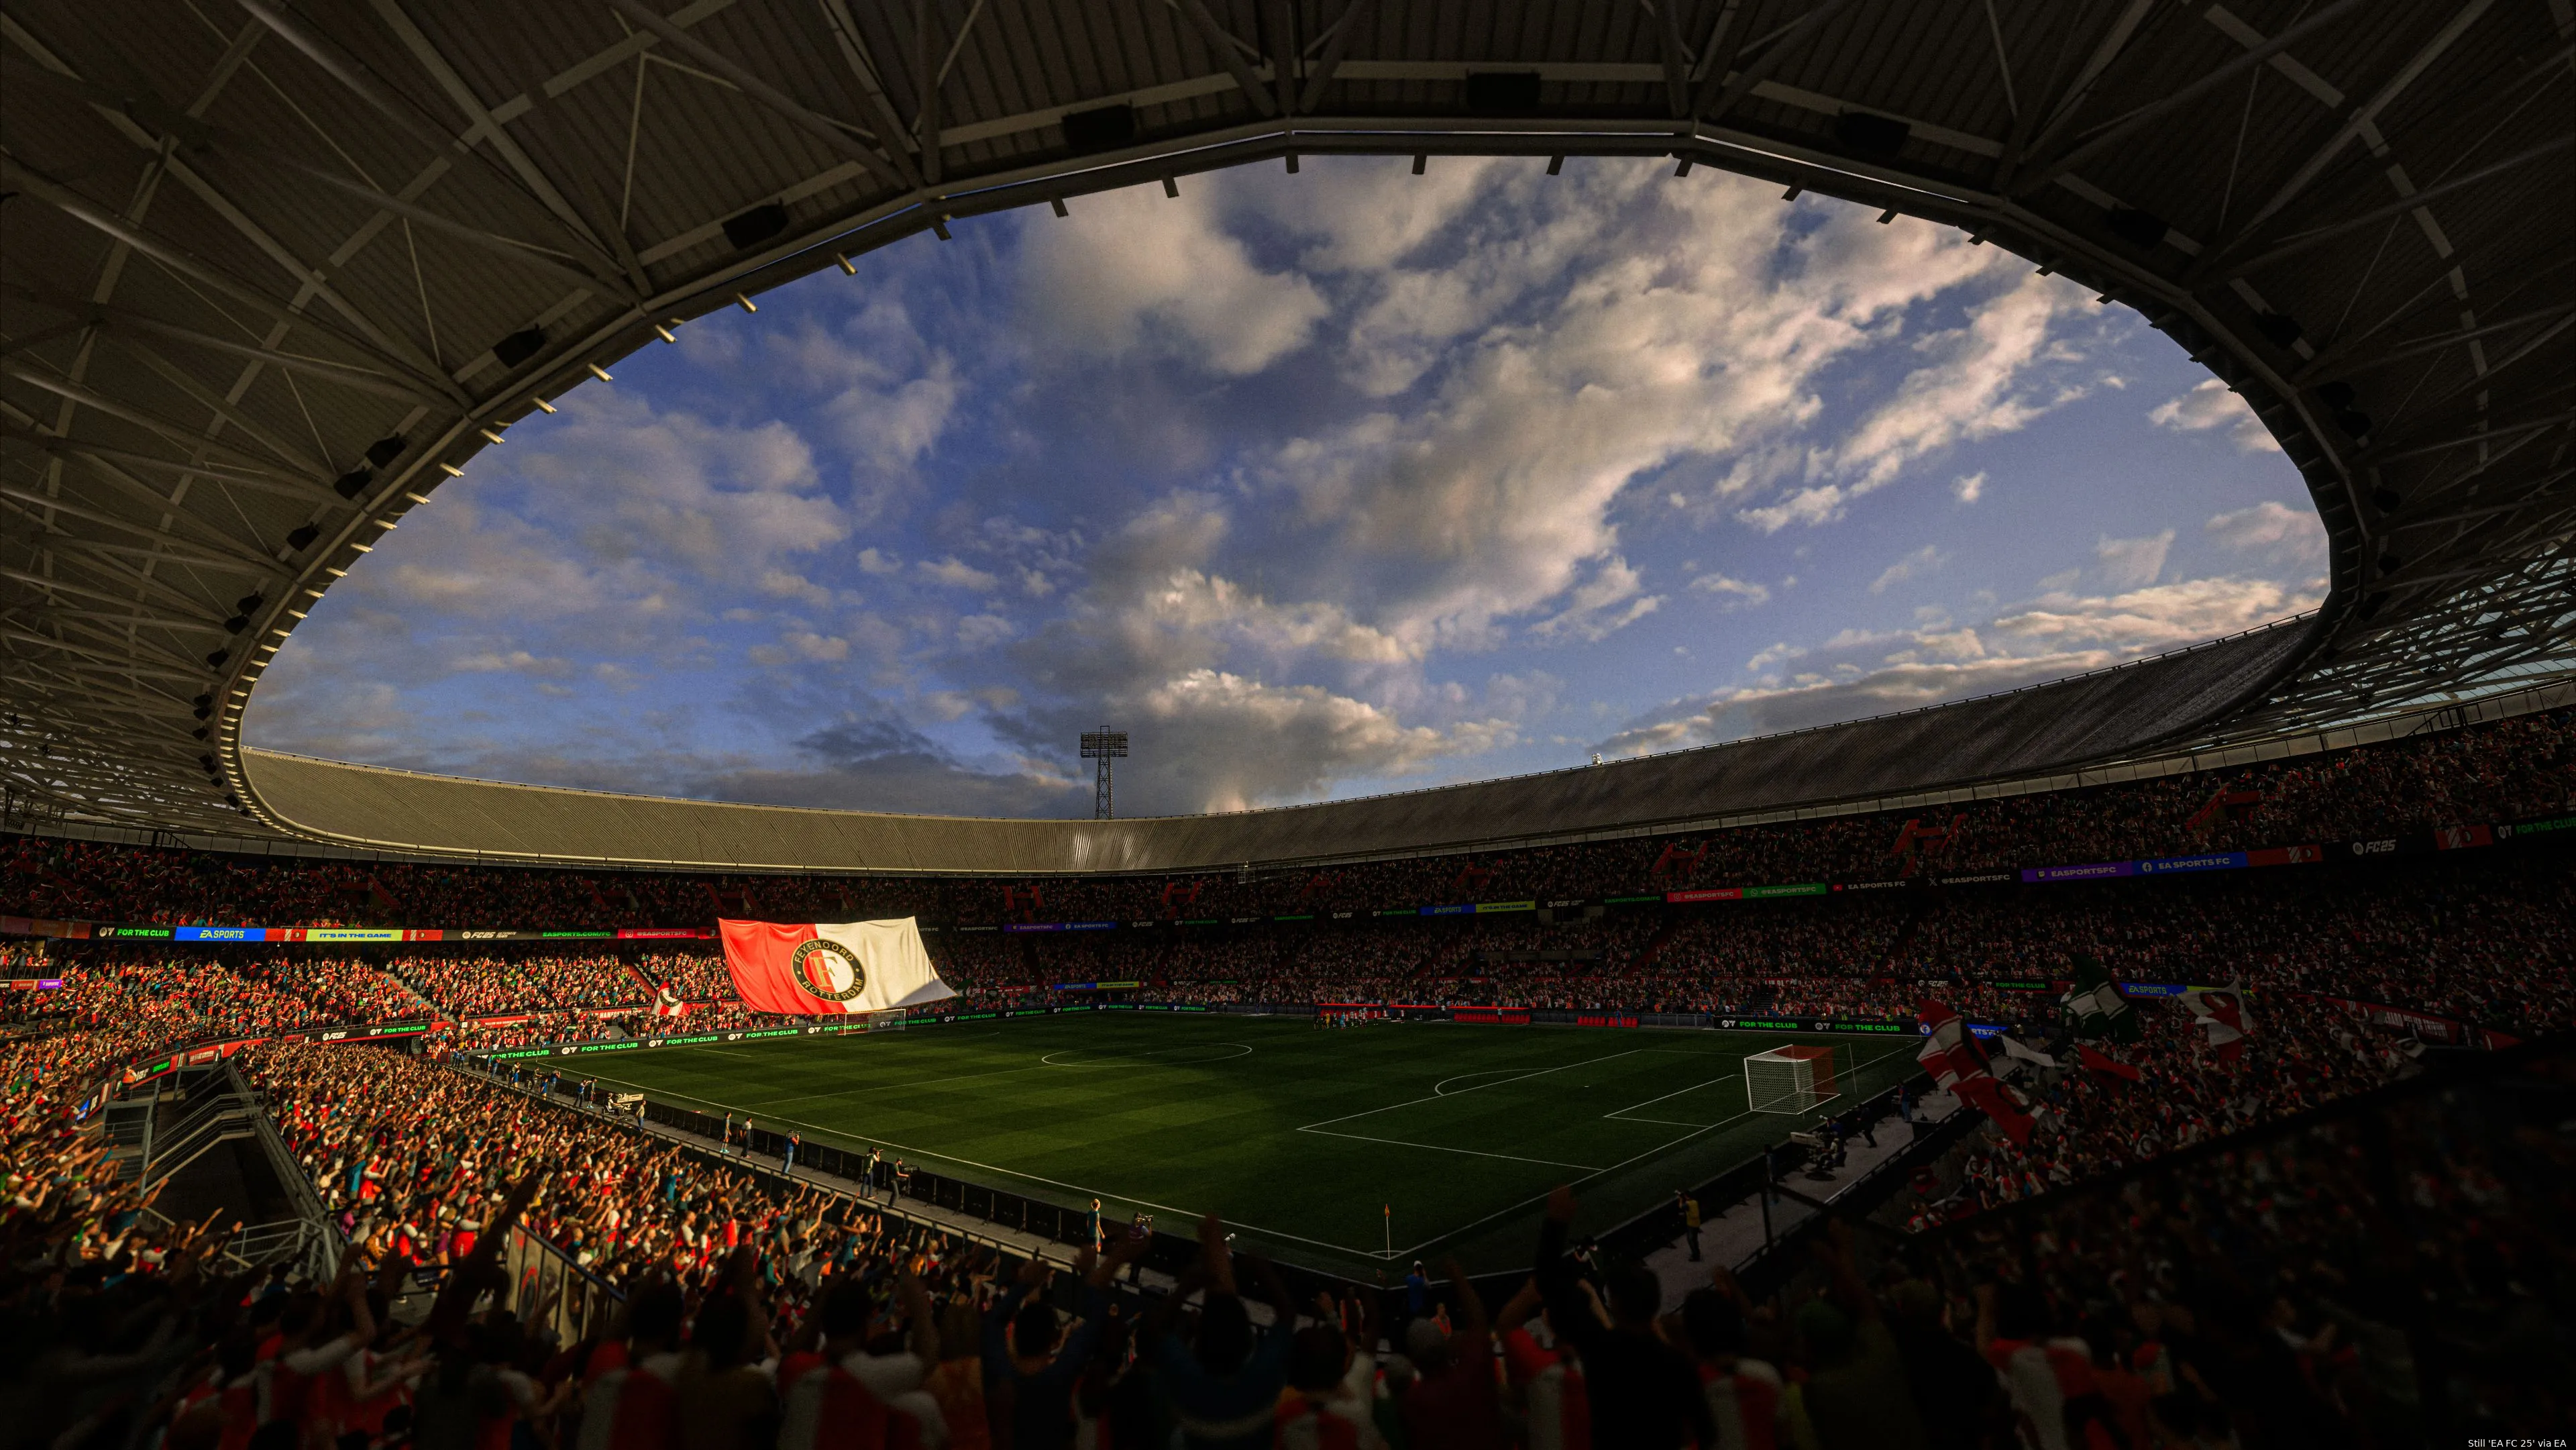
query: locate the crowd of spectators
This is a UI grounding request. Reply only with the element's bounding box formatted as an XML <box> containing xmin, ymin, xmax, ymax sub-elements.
<box><xmin>17</xmin><ymin>1019</ymin><xmax>2558</xmax><ymax>1448</ymax></box>
<box><xmin>1864</xmin><ymin>1043</ymin><xmax>2572</xmax><ymax>1444</ymax></box>
<box><xmin>388</xmin><ymin>953</ymin><xmax>650</xmax><ymax>1017</ymax></box>
<box><xmin>6</xmin><ymin>839</ymin><xmax>2567</xmax><ymax>1092</ymax></box>
<box><xmin>8</xmin><ymin>709</ymin><xmax>2570</xmax><ymax>931</ymax></box>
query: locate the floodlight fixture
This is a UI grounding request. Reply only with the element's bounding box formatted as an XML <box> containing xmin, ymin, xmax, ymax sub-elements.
<box><xmin>1079</xmin><ymin>728</ymin><xmax>1128</xmax><ymax>821</ymax></box>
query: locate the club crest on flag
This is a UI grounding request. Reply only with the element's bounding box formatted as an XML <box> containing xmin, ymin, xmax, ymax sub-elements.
<box><xmin>790</xmin><ymin>939</ymin><xmax>868</xmax><ymax>1002</ymax></box>
<box><xmin>720</xmin><ymin>918</ymin><xmax>957</xmax><ymax>1017</ymax></box>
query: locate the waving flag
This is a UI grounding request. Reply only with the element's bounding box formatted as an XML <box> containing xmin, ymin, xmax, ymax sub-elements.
<box><xmin>1917</xmin><ymin>999</ymin><xmax>2033</xmax><ymax>1144</ymax></box>
<box><xmin>719</xmin><ymin>919</ymin><xmax>956</xmax><ymax>1017</ymax></box>
<box><xmin>2182</xmin><ymin>986</ymin><xmax>2254</xmax><ymax>1062</ymax></box>
<box><xmin>2061</xmin><ymin>956</ymin><xmax>2140</xmax><ymax>1042</ymax></box>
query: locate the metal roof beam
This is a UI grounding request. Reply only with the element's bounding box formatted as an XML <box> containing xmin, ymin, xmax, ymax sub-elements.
<box><xmin>2298</xmin><ymin>301</ymin><xmax>2576</xmax><ymax>381</ymax></box>
<box><xmin>1296</xmin><ymin>0</ymin><xmax>1372</xmax><ymax>114</ymax></box>
<box><xmin>2014</xmin><ymin>0</ymin><xmax>2372</xmax><ymax>199</ymax></box>
<box><xmin>602</xmin><ymin>0</ymin><xmax>912</xmax><ymax>192</ymax></box>
<box><xmin>0</xmin><ymin>162</ymin><xmax>463</xmax><ymax>406</ymax></box>
<box><xmin>2216</xmin><ymin>0</ymin><xmax>2501</xmax><ymax>250</ymax></box>
<box><xmin>2206</xmin><ymin>134</ymin><xmax>2576</xmax><ymax>279</ymax></box>
<box><xmin>1690</xmin><ymin>0</ymin><xmax>1861</xmax><ymax>126</ymax></box>
<box><xmin>1175</xmin><ymin>0</ymin><xmax>1279</xmax><ymax>119</ymax></box>
<box><xmin>0</xmin><ymin>433</ymin><xmax>337</xmax><ymax>506</ymax></box>
<box><xmin>0</xmin><ymin>564</ymin><xmax>225</xmax><ymax>625</ymax></box>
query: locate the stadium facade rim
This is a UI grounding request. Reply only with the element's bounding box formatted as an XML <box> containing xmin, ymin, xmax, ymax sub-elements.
<box><xmin>5</xmin><ymin>0</ymin><xmax>2570</xmax><ymax>870</ymax></box>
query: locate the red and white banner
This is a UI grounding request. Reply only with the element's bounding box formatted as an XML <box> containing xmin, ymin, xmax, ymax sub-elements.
<box><xmin>718</xmin><ymin>919</ymin><xmax>955</xmax><ymax>1017</ymax></box>
<box><xmin>1917</xmin><ymin>998</ymin><xmax>2033</xmax><ymax>1144</ymax></box>
<box><xmin>2182</xmin><ymin>986</ymin><xmax>2253</xmax><ymax>1062</ymax></box>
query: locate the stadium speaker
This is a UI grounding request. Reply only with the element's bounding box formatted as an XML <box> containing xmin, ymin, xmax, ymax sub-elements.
<box><xmin>2254</xmin><ymin>313</ymin><xmax>2304</xmax><ymax>349</ymax></box>
<box><xmin>2333</xmin><ymin>409</ymin><xmax>2373</xmax><ymax>441</ymax></box>
<box><xmin>205</xmin><ymin>648</ymin><xmax>229</xmax><ymax>668</ymax></box>
<box><xmin>286</xmin><ymin>524</ymin><xmax>320</xmax><ymax>550</ymax></box>
<box><xmin>223</xmin><ymin>615</ymin><xmax>248</xmax><ymax>634</ymax></box>
<box><xmin>193</xmin><ymin>727</ymin><xmax>208</xmax><ymax>741</ymax></box>
<box><xmin>492</xmin><ymin>327</ymin><xmax>547</xmax><ymax>369</ymax></box>
<box><xmin>2371</xmin><ymin>488</ymin><xmax>2402</xmax><ymax>513</ymax></box>
<box><xmin>2318</xmin><ymin>380</ymin><xmax>2357</xmax><ymax>407</ymax></box>
<box><xmin>193</xmin><ymin>694</ymin><xmax>213</xmax><ymax>718</ymax></box>
<box><xmin>334</xmin><ymin>470</ymin><xmax>373</xmax><ymax>500</ymax></box>
<box><xmin>1060</xmin><ymin>104</ymin><xmax>1137</xmax><ymax>153</ymax></box>
<box><xmin>723</xmin><ymin>202</ymin><xmax>790</xmax><ymax>250</ymax></box>
<box><xmin>364</xmin><ymin>435</ymin><xmax>408</xmax><ymax>467</ymax></box>
<box><xmin>2361</xmin><ymin>591</ymin><xmax>2386</xmax><ymax>619</ymax></box>
<box><xmin>199</xmin><ymin>754</ymin><xmax>217</xmax><ymax>773</ymax></box>
<box><xmin>1834</xmin><ymin>111</ymin><xmax>1911</xmax><ymax>157</ymax></box>
<box><xmin>2379</xmin><ymin>552</ymin><xmax>2403</xmax><ymax>573</ymax></box>
<box><xmin>1464</xmin><ymin>72</ymin><xmax>1542</xmax><ymax>114</ymax></box>
<box><xmin>2105</xmin><ymin>207</ymin><xmax>2169</xmax><ymax>249</ymax></box>
<box><xmin>235</xmin><ymin>593</ymin><xmax>264</xmax><ymax>615</ymax></box>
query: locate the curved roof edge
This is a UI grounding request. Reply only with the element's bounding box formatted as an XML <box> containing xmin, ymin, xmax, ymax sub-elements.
<box><xmin>241</xmin><ymin>615</ymin><xmax>2313</xmax><ymax>875</ymax></box>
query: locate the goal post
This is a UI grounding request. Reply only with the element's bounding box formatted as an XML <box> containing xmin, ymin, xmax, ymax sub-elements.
<box><xmin>1745</xmin><ymin>1045</ymin><xmax>1841</xmax><ymax>1114</ymax></box>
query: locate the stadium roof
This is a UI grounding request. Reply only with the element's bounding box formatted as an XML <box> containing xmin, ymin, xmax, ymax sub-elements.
<box><xmin>5</xmin><ymin>0</ymin><xmax>2571</xmax><ymax>866</ymax></box>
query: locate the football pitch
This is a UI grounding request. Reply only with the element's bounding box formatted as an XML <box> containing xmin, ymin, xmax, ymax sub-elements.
<box><xmin>546</xmin><ymin>1015</ymin><xmax>1924</xmax><ymax>1275</ymax></box>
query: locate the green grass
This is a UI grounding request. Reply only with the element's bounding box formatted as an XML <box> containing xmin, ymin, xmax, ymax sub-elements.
<box><xmin>541</xmin><ymin>1015</ymin><xmax>1923</xmax><ymax>1276</ymax></box>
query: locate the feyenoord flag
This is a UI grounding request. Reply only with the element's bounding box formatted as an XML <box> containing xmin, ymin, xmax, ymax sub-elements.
<box><xmin>2182</xmin><ymin>986</ymin><xmax>2254</xmax><ymax>1062</ymax></box>
<box><xmin>2061</xmin><ymin>956</ymin><xmax>2141</xmax><ymax>1042</ymax></box>
<box><xmin>718</xmin><ymin>919</ymin><xmax>957</xmax><ymax>1016</ymax></box>
<box><xmin>1917</xmin><ymin>999</ymin><xmax>2034</xmax><ymax>1144</ymax></box>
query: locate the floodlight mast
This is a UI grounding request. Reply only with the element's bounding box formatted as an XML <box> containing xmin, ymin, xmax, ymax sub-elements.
<box><xmin>1079</xmin><ymin>728</ymin><xmax>1128</xmax><ymax>820</ymax></box>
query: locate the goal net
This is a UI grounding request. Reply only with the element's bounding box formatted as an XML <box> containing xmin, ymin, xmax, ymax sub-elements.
<box><xmin>1745</xmin><ymin>1045</ymin><xmax>1841</xmax><ymax>1114</ymax></box>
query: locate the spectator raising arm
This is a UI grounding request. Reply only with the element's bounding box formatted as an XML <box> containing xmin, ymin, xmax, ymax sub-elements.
<box><xmin>1534</xmin><ymin>1185</ymin><xmax>1715</xmax><ymax>1450</ymax></box>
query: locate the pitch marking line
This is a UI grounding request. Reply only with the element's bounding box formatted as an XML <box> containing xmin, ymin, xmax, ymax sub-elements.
<box><xmin>1601</xmin><ymin>1074</ymin><xmax>1733</xmax><ymax>1123</ymax></box>
<box><xmin>1299</xmin><ymin>1127</ymin><xmax>1609</xmax><ymax>1172</ymax></box>
<box><xmin>1432</xmin><ymin>1068</ymin><xmax>1533</xmax><ymax>1096</ymax></box>
<box><xmin>735</xmin><ymin>1040</ymin><xmax>1250</xmax><ymax>1112</ymax></box>
<box><xmin>1383</xmin><ymin>1038</ymin><xmax>1929</xmax><ymax>1257</ymax></box>
<box><xmin>580</xmin><ymin>1032</ymin><xmax>1926</xmax><ymax>1263</ymax></box>
<box><xmin>573</xmin><ymin>1068</ymin><xmax>1384</xmax><ymax>1260</ymax></box>
<box><xmin>1299</xmin><ymin>1049</ymin><xmax>1646</xmax><ymax>1132</ymax></box>
<box><xmin>1041</xmin><ymin>1043</ymin><xmax>1252</xmax><ymax>1067</ymax></box>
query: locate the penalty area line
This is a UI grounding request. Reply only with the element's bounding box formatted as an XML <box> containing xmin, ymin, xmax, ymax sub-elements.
<box><xmin>1299</xmin><ymin>1049</ymin><xmax>1647</xmax><ymax>1131</ymax></box>
<box><xmin>1297</xmin><ymin>1126</ymin><xmax>1608</xmax><ymax>1172</ymax></box>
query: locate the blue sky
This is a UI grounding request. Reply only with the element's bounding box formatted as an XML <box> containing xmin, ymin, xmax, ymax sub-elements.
<box><xmin>248</xmin><ymin>156</ymin><xmax>2322</xmax><ymax>819</ymax></box>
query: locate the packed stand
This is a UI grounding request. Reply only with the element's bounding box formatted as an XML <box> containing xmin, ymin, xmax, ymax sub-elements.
<box><xmin>29</xmin><ymin>1024</ymin><xmax>2559</xmax><ymax>1449</ymax></box>
<box><xmin>7</xmin><ymin>707</ymin><xmax>2570</xmax><ymax>930</ymax></box>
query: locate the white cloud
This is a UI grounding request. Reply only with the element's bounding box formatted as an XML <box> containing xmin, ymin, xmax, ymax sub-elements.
<box><xmin>2092</xmin><ymin>530</ymin><xmax>2174</xmax><ymax>589</ymax></box>
<box><xmin>508</xmin><ymin>390</ymin><xmax>846</xmax><ymax>578</ymax></box>
<box><xmin>1869</xmin><ymin>544</ymin><xmax>1946</xmax><ymax>595</ymax></box>
<box><xmin>1020</xmin><ymin>183</ymin><xmax>1329</xmax><ymax>376</ymax></box>
<box><xmin>452</xmin><ymin>650</ymin><xmax>574</xmax><ymax>678</ymax></box>
<box><xmin>1601</xmin><ymin>560</ymin><xmax>2321</xmax><ymax>758</ymax></box>
<box><xmin>1688</xmin><ymin>573</ymin><xmax>1771</xmax><ymax>609</ymax></box>
<box><xmin>2148</xmin><ymin>378</ymin><xmax>2282</xmax><ymax>452</ymax></box>
<box><xmin>2206</xmin><ymin>500</ymin><xmax>2326</xmax><ymax>562</ymax></box>
<box><xmin>757</xmin><ymin>568</ymin><xmax>834</xmax><ymax>607</ymax></box>
<box><xmin>1135</xmin><ymin>668</ymin><xmax>1509</xmax><ymax>812</ymax></box>
<box><xmin>749</xmin><ymin>631</ymin><xmax>852</xmax><ymax>666</ymax></box>
<box><xmin>1268</xmin><ymin>168</ymin><xmax>2045</xmax><ymax>658</ymax></box>
<box><xmin>1531</xmin><ymin>556</ymin><xmax>1662</xmax><ymax>642</ymax></box>
<box><xmin>857</xmin><ymin>548</ymin><xmax>903</xmax><ymax>575</ymax></box>
<box><xmin>1782</xmin><ymin>270</ymin><xmax>2091</xmax><ymax>521</ymax></box>
<box><xmin>918</xmin><ymin>556</ymin><xmax>1001</xmax><ymax>592</ymax></box>
<box><xmin>954</xmin><ymin>613</ymin><xmax>1017</xmax><ymax>650</ymax></box>
<box><xmin>1953</xmin><ymin>471</ymin><xmax>1986</xmax><ymax>504</ymax></box>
